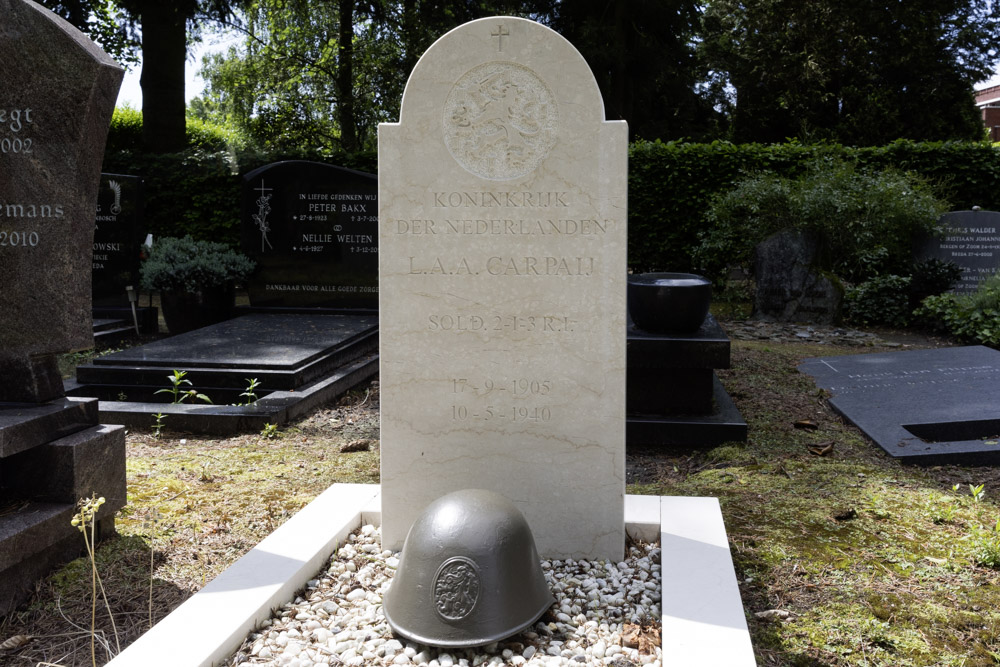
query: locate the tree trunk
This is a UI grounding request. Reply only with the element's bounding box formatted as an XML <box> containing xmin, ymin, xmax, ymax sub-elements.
<box><xmin>139</xmin><ymin>3</ymin><xmax>188</xmax><ymax>153</ymax></box>
<box><xmin>337</xmin><ymin>0</ymin><xmax>358</xmax><ymax>152</ymax></box>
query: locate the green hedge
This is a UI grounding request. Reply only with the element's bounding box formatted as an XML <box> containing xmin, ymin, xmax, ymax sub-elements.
<box><xmin>102</xmin><ymin>146</ymin><xmax>377</xmax><ymax>245</ymax></box>
<box><xmin>628</xmin><ymin>140</ymin><xmax>1000</xmax><ymax>273</ymax></box>
<box><xmin>103</xmin><ymin>117</ymin><xmax>1000</xmax><ymax>265</ymax></box>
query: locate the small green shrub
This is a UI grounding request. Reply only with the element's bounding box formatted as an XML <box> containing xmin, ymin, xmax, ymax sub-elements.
<box><xmin>696</xmin><ymin>157</ymin><xmax>948</xmax><ymax>284</ymax></box>
<box><xmin>844</xmin><ymin>259</ymin><xmax>962</xmax><ymax>327</ymax></box>
<box><xmin>105</xmin><ymin>105</ymin><xmax>144</xmax><ymax>154</ymax></box>
<box><xmin>916</xmin><ymin>273</ymin><xmax>1000</xmax><ymax>346</ymax></box>
<box><xmin>186</xmin><ymin>115</ymin><xmax>247</xmax><ymax>152</ymax></box>
<box><xmin>908</xmin><ymin>258</ymin><xmax>963</xmax><ymax>308</ymax></box>
<box><xmin>844</xmin><ymin>274</ymin><xmax>913</xmax><ymax>327</ymax></box>
<box><xmin>139</xmin><ymin>235</ymin><xmax>254</xmax><ymax>293</ymax></box>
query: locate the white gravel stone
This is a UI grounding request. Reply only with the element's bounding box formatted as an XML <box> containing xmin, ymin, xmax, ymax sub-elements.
<box><xmin>231</xmin><ymin>525</ymin><xmax>662</xmax><ymax>667</ymax></box>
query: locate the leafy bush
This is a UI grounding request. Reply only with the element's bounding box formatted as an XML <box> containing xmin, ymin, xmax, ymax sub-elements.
<box><xmin>844</xmin><ymin>259</ymin><xmax>961</xmax><ymax>327</ymax></box>
<box><xmin>186</xmin><ymin>116</ymin><xmax>242</xmax><ymax>152</ymax></box>
<box><xmin>916</xmin><ymin>273</ymin><xmax>1000</xmax><ymax>346</ymax></box>
<box><xmin>844</xmin><ymin>274</ymin><xmax>913</xmax><ymax>327</ymax></box>
<box><xmin>695</xmin><ymin>157</ymin><xmax>947</xmax><ymax>284</ymax></box>
<box><xmin>140</xmin><ymin>235</ymin><xmax>255</xmax><ymax>293</ymax></box>
<box><xmin>908</xmin><ymin>258</ymin><xmax>963</xmax><ymax>308</ymax></box>
<box><xmin>105</xmin><ymin>105</ymin><xmax>143</xmax><ymax>154</ymax></box>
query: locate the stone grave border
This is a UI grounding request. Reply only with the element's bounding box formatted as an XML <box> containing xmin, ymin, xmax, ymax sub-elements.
<box><xmin>65</xmin><ymin>353</ymin><xmax>378</xmax><ymax>435</ymax></box>
<box><xmin>106</xmin><ymin>485</ymin><xmax>755</xmax><ymax>667</ymax></box>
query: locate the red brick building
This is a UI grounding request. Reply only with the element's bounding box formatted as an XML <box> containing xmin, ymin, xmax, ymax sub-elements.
<box><xmin>975</xmin><ymin>85</ymin><xmax>1000</xmax><ymax>141</ymax></box>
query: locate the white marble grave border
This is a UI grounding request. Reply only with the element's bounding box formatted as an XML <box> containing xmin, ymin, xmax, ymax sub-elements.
<box><xmin>106</xmin><ymin>485</ymin><xmax>754</xmax><ymax>667</ymax></box>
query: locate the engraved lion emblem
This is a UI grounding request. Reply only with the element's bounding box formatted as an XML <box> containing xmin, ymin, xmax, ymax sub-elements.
<box><xmin>443</xmin><ymin>62</ymin><xmax>557</xmax><ymax>180</ymax></box>
<box><xmin>433</xmin><ymin>557</ymin><xmax>481</xmax><ymax>620</ymax></box>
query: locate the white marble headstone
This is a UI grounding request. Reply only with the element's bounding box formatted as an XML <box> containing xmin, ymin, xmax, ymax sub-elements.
<box><xmin>379</xmin><ymin>16</ymin><xmax>627</xmax><ymax>560</ymax></box>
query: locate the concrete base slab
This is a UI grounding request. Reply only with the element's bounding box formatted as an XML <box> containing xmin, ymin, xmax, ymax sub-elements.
<box><xmin>107</xmin><ymin>485</ymin><xmax>754</xmax><ymax>667</ymax></box>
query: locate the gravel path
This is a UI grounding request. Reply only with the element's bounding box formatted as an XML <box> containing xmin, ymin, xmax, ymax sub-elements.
<box><xmin>233</xmin><ymin>526</ymin><xmax>662</xmax><ymax>667</ymax></box>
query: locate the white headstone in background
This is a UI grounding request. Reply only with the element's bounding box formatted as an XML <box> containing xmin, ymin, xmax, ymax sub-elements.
<box><xmin>379</xmin><ymin>16</ymin><xmax>627</xmax><ymax>560</ymax></box>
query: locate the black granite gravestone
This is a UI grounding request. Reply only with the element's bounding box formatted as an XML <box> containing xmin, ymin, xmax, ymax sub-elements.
<box><xmin>0</xmin><ymin>0</ymin><xmax>126</xmax><ymax>615</ymax></box>
<box><xmin>799</xmin><ymin>346</ymin><xmax>1000</xmax><ymax>464</ymax></box>
<box><xmin>92</xmin><ymin>173</ymin><xmax>143</xmax><ymax>306</ymax></box>
<box><xmin>241</xmin><ymin>161</ymin><xmax>378</xmax><ymax>309</ymax></box>
<box><xmin>916</xmin><ymin>210</ymin><xmax>1000</xmax><ymax>294</ymax></box>
<box><xmin>754</xmin><ymin>229</ymin><xmax>843</xmax><ymax>324</ymax></box>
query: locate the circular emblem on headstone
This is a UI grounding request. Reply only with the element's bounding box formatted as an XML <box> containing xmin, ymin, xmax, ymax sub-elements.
<box><xmin>432</xmin><ymin>556</ymin><xmax>481</xmax><ymax>621</ymax></box>
<box><xmin>443</xmin><ymin>62</ymin><xmax>557</xmax><ymax>180</ymax></box>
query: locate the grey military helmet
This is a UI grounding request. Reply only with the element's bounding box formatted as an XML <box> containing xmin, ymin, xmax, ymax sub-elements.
<box><xmin>382</xmin><ymin>488</ymin><xmax>555</xmax><ymax>648</ymax></box>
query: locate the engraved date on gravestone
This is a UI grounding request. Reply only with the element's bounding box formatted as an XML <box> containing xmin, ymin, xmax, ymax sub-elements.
<box><xmin>450</xmin><ymin>377</ymin><xmax>555</xmax><ymax>423</ymax></box>
<box><xmin>0</xmin><ymin>108</ymin><xmax>34</xmax><ymax>154</ymax></box>
<box><xmin>433</xmin><ymin>557</ymin><xmax>481</xmax><ymax>620</ymax></box>
<box><xmin>444</xmin><ymin>62</ymin><xmax>557</xmax><ymax>180</ymax></box>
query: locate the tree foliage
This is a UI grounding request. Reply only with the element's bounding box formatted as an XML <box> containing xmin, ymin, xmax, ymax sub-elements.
<box><xmin>701</xmin><ymin>0</ymin><xmax>1000</xmax><ymax>144</ymax></box>
<box><xmin>550</xmin><ymin>0</ymin><xmax>720</xmax><ymax>141</ymax></box>
<box><xmin>36</xmin><ymin>0</ymin><xmax>139</xmax><ymax>66</ymax></box>
<box><xmin>195</xmin><ymin>0</ymin><xmax>402</xmax><ymax>152</ymax></box>
<box><xmin>195</xmin><ymin>0</ymin><xmax>552</xmax><ymax>151</ymax></box>
<box><xmin>104</xmin><ymin>0</ymin><xmax>251</xmax><ymax>153</ymax></box>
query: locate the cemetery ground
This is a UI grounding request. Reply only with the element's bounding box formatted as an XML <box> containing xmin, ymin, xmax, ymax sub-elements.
<box><xmin>3</xmin><ymin>317</ymin><xmax>1000</xmax><ymax>666</ymax></box>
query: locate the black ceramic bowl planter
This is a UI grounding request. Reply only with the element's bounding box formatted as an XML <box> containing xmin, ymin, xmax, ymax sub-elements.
<box><xmin>628</xmin><ymin>272</ymin><xmax>712</xmax><ymax>334</ymax></box>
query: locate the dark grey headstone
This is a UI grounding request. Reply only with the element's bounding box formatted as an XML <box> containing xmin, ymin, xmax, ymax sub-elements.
<box><xmin>240</xmin><ymin>161</ymin><xmax>378</xmax><ymax>309</ymax></box>
<box><xmin>92</xmin><ymin>173</ymin><xmax>143</xmax><ymax>306</ymax></box>
<box><xmin>0</xmin><ymin>0</ymin><xmax>123</xmax><ymax>402</ymax></box>
<box><xmin>916</xmin><ymin>210</ymin><xmax>1000</xmax><ymax>294</ymax></box>
<box><xmin>799</xmin><ymin>346</ymin><xmax>1000</xmax><ymax>464</ymax></box>
<box><xmin>754</xmin><ymin>229</ymin><xmax>842</xmax><ymax>324</ymax></box>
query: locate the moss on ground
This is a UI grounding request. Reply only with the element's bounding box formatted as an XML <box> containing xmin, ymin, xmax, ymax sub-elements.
<box><xmin>628</xmin><ymin>341</ymin><xmax>1000</xmax><ymax>666</ymax></box>
<box><xmin>8</xmin><ymin>339</ymin><xmax>1000</xmax><ymax>665</ymax></box>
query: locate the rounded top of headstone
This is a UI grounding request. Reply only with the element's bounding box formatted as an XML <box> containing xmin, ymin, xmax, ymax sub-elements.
<box><xmin>392</xmin><ymin>17</ymin><xmax>608</xmax><ymax>182</ymax></box>
<box><xmin>382</xmin><ymin>488</ymin><xmax>554</xmax><ymax>648</ymax></box>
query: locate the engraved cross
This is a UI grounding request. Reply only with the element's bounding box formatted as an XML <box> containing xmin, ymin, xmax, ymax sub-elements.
<box><xmin>254</xmin><ymin>179</ymin><xmax>272</xmax><ymax>196</ymax></box>
<box><xmin>491</xmin><ymin>24</ymin><xmax>509</xmax><ymax>52</ymax></box>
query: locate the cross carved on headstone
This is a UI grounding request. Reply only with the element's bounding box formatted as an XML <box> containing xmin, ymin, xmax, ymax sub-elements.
<box><xmin>491</xmin><ymin>24</ymin><xmax>509</xmax><ymax>52</ymax></box>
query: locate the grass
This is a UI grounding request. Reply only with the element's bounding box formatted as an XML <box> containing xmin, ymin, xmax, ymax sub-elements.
<box><xmin>5</xmin><ymin>332</ymin><xmax>1000</xmax><ymax>665</ymax></box>
<box><xmin>633</xmin><ymin>341</ymin><xmax>1000</xmax><ymax>666</ymax></box>
<box><xmin>0</xmin><ymin>386</ymin><xmax>379</xmax><ymax>666</ymax></box>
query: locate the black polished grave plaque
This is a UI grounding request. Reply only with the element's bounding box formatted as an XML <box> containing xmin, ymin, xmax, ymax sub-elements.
<box><xmin>800</xmin><ymin>346</ymin><xmax>1000</xmax><ymax>464</ymax></box>
<box><xmin>92</xmin><ymin>173</ymin><xmax>143</xmax><ymax>306</ymax></box>
<box><xmin>241</xmin><ymin>161</ymin><xmax>377</xmax><ymax>309</ymax></box>
<box><xmin>917</xmin><ymin>210</ymin><xmax>1000</xmax><ymax>294</ymax></box>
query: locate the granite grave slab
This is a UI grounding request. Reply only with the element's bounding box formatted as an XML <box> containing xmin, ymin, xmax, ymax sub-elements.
<box><xmin>379</xmin><ymin>17</ymin><xmax>628</xmax><ymax>560</ymax></box>
<box><xmin>916</xmin><ymin>210</ymin><xmax>1000</xmax><ymax>294</ymax></box>
<box><xmin>67</xmin><ymin>313</ymin><xmax>379</xmax><ymax>434</ymax></box>
<box><xmin>799</xmin><ymin>346</ymin><xmax>1000</xmax><ymax>464</ymax></box>
<box><xmin>241</xmin><ymin>161</ymin><xmax>378</xmax><ymax>309</ymax></box>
